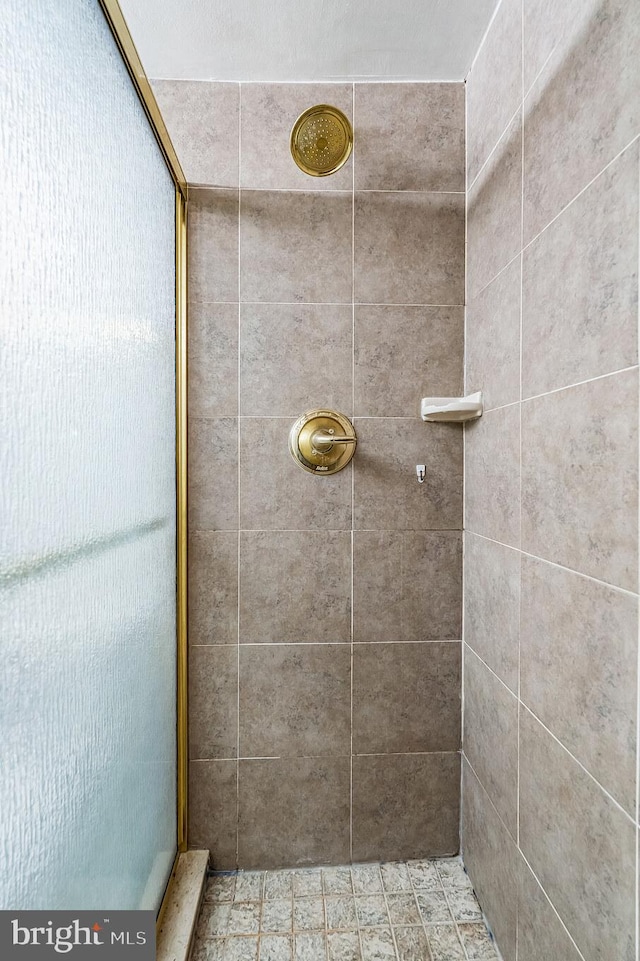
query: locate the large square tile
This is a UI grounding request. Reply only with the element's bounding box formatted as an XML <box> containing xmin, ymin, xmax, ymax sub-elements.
<box><xmin>354</xmin><ymin>191</ymin><xmax>464</xmax><ymax>305</ymax></box>
<box><xmin>354</xmin><ymin>418</ymin><xmax>462</xmax><ymax>531</ymax></box>
<box><xmin>240</xmin><ymin>191</ymin><xmax>352</xmax><ymax>304</ymax></box>
<box><xmin>352</xmin><ymin>754</ymin><xmax>460</xmax><ymax>862</ymax></box>
<box><xmin>355</xmin><ymin>306</ymin><xmax>463</xmax><ymax>417</ymax></box>
<box><xmin>239</xmin><ymin>531</ymin><xmax>351</xmax><ymax>643</ymax></box>
<box><xmin>188</xmin><ymin>417</ymin><xmax>238</xmax><ymax>531</ymax></box>
<box><xmin>238</xmin><ymin>757</ymin><xmax>350</xmax><ymax>869</ymax></box>
<box><xmin>353</xmin><ymin>531</ymin><xmax>462</xmax><ymax>642</ymax></box>
<box><xmin>355</xmin><ymin>83</ymin><xmax>464</xmax><ymax>191</ymax></box>
<box><xmin>188</xmin><ymin>303</ymin><xmax>239</xmax><ymax>418</ymax></box>
<box><xmin>239</xmin><ymin>418</ymin><xmax>352</xmax><ymax>531</ymax></box>
<box><xmin>353</xmin><ymin>642</ymin><xmax>461</xmax><ymax>753</ymax></box>
<box><xmin>239</xmin><ymin>644</ymin><xmax>350</xmax><ymax>757</ymax></box>
<box><xmin>240</xmin><ymin>303</ymin><xmax>352</xmax><ymax>417</ymax></box>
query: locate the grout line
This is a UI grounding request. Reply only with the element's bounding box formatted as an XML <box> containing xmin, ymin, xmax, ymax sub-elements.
<box><xmin>190</xmin><ymin>184</ymin><xmax>465</xmax><ymax>195</ymax></box>
<box><xmin>189</xmin><ymin>300</ymin><xmax>467</xmax><ymax>308</ymax></box>
<box><xmin>350</xmin><ymin>78</ymin><xmax>356</xmax><ymax>867</ymax></box>
<box><xmin>517</xmin><ymin>0</ymin><xmax>525</xmax><ymax>906</ymax></box>
<box><xmin>465</xmin><ymin>531</ymin><xmax>640</xmax><ymax>599</ymax></box>
<box><xmin>190</xmin><ymin>640</ymin><xmax>463</xmax><ymax>647</ymax></box>
<box><xmin>636</xmin><ymin>141</ymin><xmax>640</xmax><ymax>961</ymax></box>
<box><xmin>192</xmin><ymin>750</ymin><xmax>463</xmax><ymax>762</ymax></box>
<box><xmin>235</xmin><ymin>81</ymin><xmax>242</xmax><ymax>870</ymax></box>
<box><xmin>520</xmin><ymin>364</ymin><xmax>639</xmax><ymax>405</ymax></box>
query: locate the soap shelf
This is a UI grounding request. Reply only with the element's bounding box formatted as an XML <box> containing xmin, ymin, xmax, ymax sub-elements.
<box><xmin>421</xmin><ymin>391</ymin><xmax>483</xmax><ymax>423</ymax></box>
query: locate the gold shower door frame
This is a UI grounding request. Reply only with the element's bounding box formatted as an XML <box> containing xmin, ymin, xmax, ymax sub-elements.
<box><xmin>98</xmin><ymin>0</ymin><xmax>189</xmax><ymax>916</ymax></box>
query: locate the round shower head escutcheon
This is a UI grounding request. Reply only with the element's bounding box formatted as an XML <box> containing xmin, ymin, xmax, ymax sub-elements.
<box><xmin>290</xmin><ymin>104</ymin><xmax>353</xmax><ymax>177</ymax></box>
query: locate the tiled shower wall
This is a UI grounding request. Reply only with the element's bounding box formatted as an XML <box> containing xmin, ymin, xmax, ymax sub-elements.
<box><xmin>462</xmin><ymin>1</ymin><xmax>639</xmax><ymax>960</ymax></box>
<box><xmin>152</xmin><ymin>81</ymin><xmax>466</xmax><ymax>870</ymax></box>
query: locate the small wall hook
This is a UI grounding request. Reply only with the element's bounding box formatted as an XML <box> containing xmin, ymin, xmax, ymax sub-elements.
<box><xmin>416</xmin><ymin>464</ymin><xmax>426</xmax><ymax>484</ymax></box>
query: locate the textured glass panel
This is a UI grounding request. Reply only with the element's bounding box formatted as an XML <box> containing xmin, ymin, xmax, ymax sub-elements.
<box><xmin>0</xmin><ymin>0</ymin><xmax>176</xmax><ymax>910</ymax></box>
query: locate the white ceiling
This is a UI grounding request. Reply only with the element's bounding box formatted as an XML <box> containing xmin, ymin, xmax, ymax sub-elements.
<box><xmin>119</xmin><ymin>0</ymin><xmax>500</xmax><ymax>83</ymax></box>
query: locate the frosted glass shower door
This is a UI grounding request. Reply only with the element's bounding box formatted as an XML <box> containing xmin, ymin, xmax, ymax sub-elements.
<box><xmin>0</xmin><ymin>0</ymin><xmax>178</xmax><ymax>911</ymax></box>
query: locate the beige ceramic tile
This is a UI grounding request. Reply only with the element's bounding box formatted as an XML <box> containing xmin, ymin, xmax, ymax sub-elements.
<box><xmin>239</xmin><ymin>644</ymin><xmax>351</xmax><ymax>757</ymax></box>
<box><xmin>463</xmin><ymin>648</ymin><xmax>518</xmax><ymax>838</ymax></box>
<box><xmin>152</xmin><ymin>80</ymin><xmax>239</xmax><ymax>187</ymax></box>
<box><xmin>353</xmin><ymin>531</ymin><xmax>462</xmax><ymax>642</ymax></box>
<box><xmin>467</xmin><ymin>114</ymin><xmax>522</xmax><ymax>300</ymax></box>
<box><xmin>461</xmin><ymin>761</ymin><xmax>518</xmax><ymax>961</ymax></box>
<box><xmin>522</xmin><ymin>140</ymin><xmax>639</xmax><ymax>397</ymax></box>
<box><xmin>189</xmin><ymin>645</ymin><xmax>238</xmax><ymax>759</ymax></box>
<box><xmin>520</xmin><ymin>554</ymin><xmax>638</xmax><ymax>816</ymax></box>
<box><xmin>189</xmin><ymin>760</ymin><xmax>237</xmax><ymax>870</ymax></box>
<box><xmin>355</xmin><ymin>83</ymin><xmax>465</xmax><ymax>191</ymax></box>
<box><xmin>464</xmin><ymin>404</ymin><xmax>520</xmax><ymax>548</ymax></box>
<box><xmin>188</xmin><ymin>531</ymin><xmax>238</xmax><ymax>645</ymax></box>
<box><xmin>465</xmin><ymin>257</ymin><xmax>521</xmax><ymax>412</ymax></box>
<box><xmin>352</xmin><ymin>754</ymin><xmax>460</xmax><ymax>862</ymax></box>
<box><xmin>516</xmin><ymin>855</ymin><xmax>582</xmax><ymax>961</ymax></box>
<box><xmin>239</xmin><ymin>418</ymin><xmax>352</xmax><ymax>531</ymax></box>
<box><xmin>353</xmin><ymin>642</ymin><xmax>461</xmax><ymax>754</ymax></box>
<box><xmin>188</xmin><ymin>303</ymin><xmax>239</xmax><ymax>419</ymax></box>
<box><xmin>240</xmin><ymin>303</ymin><xmax>352</xmax><ymax>416</ymax></box>
<box><xmin>523</xmin><ymin>0</ymin><xmax>640</xmax><ymax>243</ymax></box>
<box><xmin>188</xmin><ymin>417</ymin><xmax>238</xmax><ymax>532</ymax></box>
<box><xmin>467</xmin><ymin>0</ymin><xmax>522</xmax><ymax>184</ymax></box>
<box><xmin>354</xmin><ymin>191</ymin><xmax>465</xmax><ymax>305</ymax></box>
<box><xmin>240</xmin><ymin>190</ymin><xmax>352</xmax><ymax>304</ymax></box>
<box><xmin>463</xmin><ymin>534</ymin><xmax>520</xmax><ymax>693</ymax></box>
<box><xmin>239</xmin><ymin>531</ymin><xmax>351</xmax><ymax>643</ymax></box>
<box><xmin>521</xmin><ymin>369</ymin><xmax>638</xmax><ymax>590</ymax></box>
<box><xmin>355</xmin><ymin>306</ymin><xmax>463</xmax><ymax>417</ymax></box>
<box><xmin>354</xmin><ymin>418</ymin><xmax>463</xmax><ymax>531</ymax></box>
<box><xmin>188</xmin><ymin>189</ymin><xmax>239</xmax><ymax>304</ymax></box>
<box><xmin>237</xmin><ymin>757</ymin><xmax>350</xmax><ymax>869</ymax></box>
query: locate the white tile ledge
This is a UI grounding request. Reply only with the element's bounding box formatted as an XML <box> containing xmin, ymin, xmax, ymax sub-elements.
<box><xmin>157</xmin><ymin>850</ymin><xmax>210</xmax><ymax>961</ymax></box>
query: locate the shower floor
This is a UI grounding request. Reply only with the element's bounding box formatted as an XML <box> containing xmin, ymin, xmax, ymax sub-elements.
<box><xmin>192</xmin><ymin>857</ymin><xmax>500</xmax><ymax>961</ymax></box>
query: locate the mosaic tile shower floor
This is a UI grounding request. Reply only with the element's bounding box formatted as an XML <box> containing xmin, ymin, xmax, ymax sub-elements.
<box><xmin>192</xmin><ymin>858</ymin><xmax>500</xmax><ymax>961</ymax></box>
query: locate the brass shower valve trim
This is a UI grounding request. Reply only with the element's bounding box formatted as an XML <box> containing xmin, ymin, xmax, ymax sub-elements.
<box><xmin>289</xmin><ymin>409</ymin><xmax>357</xmax><ymax>475</ymax></box>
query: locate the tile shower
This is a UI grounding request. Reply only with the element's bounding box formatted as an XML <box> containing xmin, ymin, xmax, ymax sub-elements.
<box><xmin>153</xmin><ymin>79</ymin><xmax>467</xmax><ymax>870</ymax></box>
<box><xmin>151</xmin><ymin>0</ymin><xmax>640</xmax><ymax>957</ymax></box>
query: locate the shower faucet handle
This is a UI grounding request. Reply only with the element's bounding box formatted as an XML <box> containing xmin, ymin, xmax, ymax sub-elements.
<box><xmin>311</xmin><ymin>428</ymin><xmax>357</xmax><ymax>452</ymax></box>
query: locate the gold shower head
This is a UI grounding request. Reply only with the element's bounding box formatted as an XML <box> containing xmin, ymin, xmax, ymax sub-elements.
<box><xmin>290</xmin><ymin>104</ymin><xmax>353</xmax><ymax>177</ymax></box>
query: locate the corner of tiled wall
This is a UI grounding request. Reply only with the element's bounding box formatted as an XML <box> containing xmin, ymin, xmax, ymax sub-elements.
<box><xmin>152</xmin><ymin>76</ymin><xmax>468</xmax><ymax>871</ymax></box>
<box><xmin>463</xmin><ymin>0</ymin><xmax>639</xmax><ymax>959</ymax></box>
